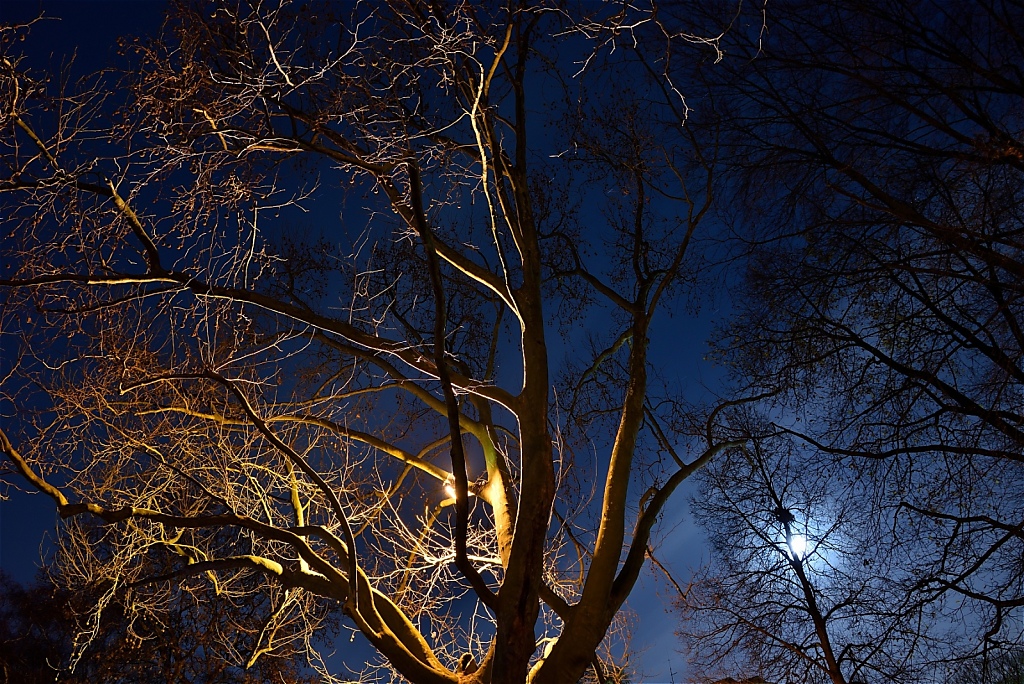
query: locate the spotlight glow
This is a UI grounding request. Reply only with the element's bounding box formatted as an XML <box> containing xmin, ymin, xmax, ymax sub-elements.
<box><xmin>789</xmin><ymin>533</ymin><xmax>807</xmax><ymax>560</ymax></box>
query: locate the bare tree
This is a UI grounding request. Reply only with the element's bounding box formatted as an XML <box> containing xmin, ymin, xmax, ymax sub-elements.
<box><xmin>663</xmin><ymin>0</ymin><xmax>1024</xmax><ymax>678</ymax></box>
<box><xmin>946</xmin><ymin>648</ymin><xmax>1024</xmax><ymax>684</ymax></box>
<box><xmin>0</xmin><ymin>3</ymin><xmax>736</xmax><ymax>683</ymax></box>
<box><xmin>681</xmin><ymin>424</ymin><xmax>945</xmax><ymax>684</ymax></box>
<box><xmin>0</xmin><ymin>568</ymin><xmax>325</xmax><ymax>683</ymax></box>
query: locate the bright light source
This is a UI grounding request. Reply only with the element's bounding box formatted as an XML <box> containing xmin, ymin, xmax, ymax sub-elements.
<box><xmin>444</xmin><ymin>483</ymin><xmax>456</xmax><ymax>499</ymax></box>
<box><xmin>788</xmin><ymin>533</ymin><xmax>807</xmax><ymax>560</ymax></box>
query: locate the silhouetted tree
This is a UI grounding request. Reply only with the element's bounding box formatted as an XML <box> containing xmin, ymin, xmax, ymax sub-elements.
<box><xmin>946</xmin><ymin>648</ymin><xmax>1024</xmax><ymax>684</ymax></box>
<box><xmin>667</xmin><ymin>0</ymin><xmax>1024</xmax><ymax>679</ymax></box>
<box><xmin>681</xmin><ymin>425</ymin><xmax>940</xmax><ymax>684</ymax></box>
<box><xmin>0</xmin><ymin>569</ymin><xmax>322</xmax><ymax>683</ymax></box>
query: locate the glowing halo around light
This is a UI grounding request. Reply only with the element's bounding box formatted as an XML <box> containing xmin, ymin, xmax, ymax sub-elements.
<box><xmin>788</xmin><ymin>533</ymin><xmax>807</xmax><ymax>560</ymax></box>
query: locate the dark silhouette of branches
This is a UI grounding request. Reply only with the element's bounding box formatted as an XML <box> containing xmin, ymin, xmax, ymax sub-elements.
<box><xmin>664</xmin><ymin>0</ymin><xmax>1024</xmax><ymax>680</ymax></box>
<box><xmin>0</xmin><ymin>568</ymin><xmax>325</xmax><ymax>683</ymax></box>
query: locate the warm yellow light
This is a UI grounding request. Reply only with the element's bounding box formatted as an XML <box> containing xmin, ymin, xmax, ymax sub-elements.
<box><xmin>444</xmin><ymin>483</ymin><xmax>456</xmax><ymax>499</ymax></box>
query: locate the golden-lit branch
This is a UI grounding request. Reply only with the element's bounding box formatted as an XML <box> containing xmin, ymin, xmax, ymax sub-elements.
<box><xmin>0</xmin><ymin>4</ymin><xmax>735</xmax><ymax>682</ymax></box>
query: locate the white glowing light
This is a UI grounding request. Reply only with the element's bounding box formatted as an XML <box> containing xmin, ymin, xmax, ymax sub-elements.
<box><xmin>789</xmin><ymin>533</ymin><xmax>807</xmax><ymax>560</ymax></box>
<box><xmin>444</xmin><ymin>483</ymin><xmax>457</xmax><ymax>499</ymax></box>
